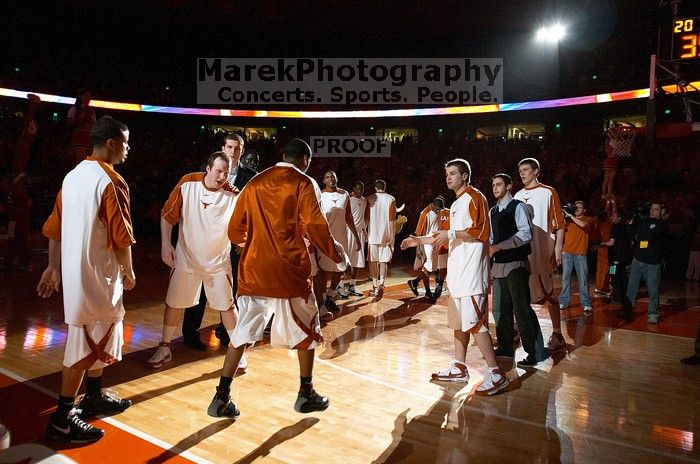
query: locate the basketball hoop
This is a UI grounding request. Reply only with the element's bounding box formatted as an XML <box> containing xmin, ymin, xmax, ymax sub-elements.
<box><xmin>606</xmin><ymin>126</ymin><xmax>636</xmax><ymax>157</ymax></box>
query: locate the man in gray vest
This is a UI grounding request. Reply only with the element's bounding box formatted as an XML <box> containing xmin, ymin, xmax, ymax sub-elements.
<box><xmin>489</xmin><ymin>173</ymin><xmax>549</xmax><ymax>368</ymax></box>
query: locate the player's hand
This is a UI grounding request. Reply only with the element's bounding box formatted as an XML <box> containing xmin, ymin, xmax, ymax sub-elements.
<box><xmin>401</xmin><ymin>235</ymin><xmax>420</xmax><ymax>250</ymax></box>
<box><xmin>431</xmin><ymin>230</ymin><xmax>448</xmax><ymax>247</ymax></box>
<box><xmin>333</xmin><ymin>240</ymin><xmax>344</xmax><ymax>258</ymax></box>
<box><xmin>488</xmin><ymin>244</ymin><xmax>501</xmax><ymax>257</ymax></box>
<box><xmin>333</xmin><ymin>241</ymin><xmax>351</xmax><ymax>271</ymax></box>
<box><xmin>355</xmin><ymin>239</ymin><xmax>361</xmax><ymax>252</ymax></box>
<box><xmin>37</xmin><ymin>266</ymin><xmax>61</xmax><ymax>298</ymax></box>
<box><xmin>161</xmin><ymin>242</ymin><xmax>176</xmax><ymax>268</ymax></box>
<box><xmin>122</xmin><ymin>268</ymin><xmax>136</xmax><ymax>290</ymax></box>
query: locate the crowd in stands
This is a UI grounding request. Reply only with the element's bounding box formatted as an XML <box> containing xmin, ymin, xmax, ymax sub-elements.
<box><xmin>0</xmin><ymin>95</ymin><xmax>698</xmax><ymax>279</ymax></box>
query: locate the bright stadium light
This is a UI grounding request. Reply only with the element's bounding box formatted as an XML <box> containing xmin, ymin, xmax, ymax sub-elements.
<box><xmin>550</xmin><ymin>23</ymin><xmax>566</xmax><ymax>41</ymax></box>
<box><xmin>536</xmin><ymin>23</ymin><xmax>567</xmax><ymax>43</ymax></box>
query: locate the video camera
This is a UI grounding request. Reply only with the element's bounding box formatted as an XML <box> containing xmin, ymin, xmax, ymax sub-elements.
<box><xmin>562</xmin><ymin>203</ymin><xmax>577</xmax><ymax>216</ymax></box>
<box><xmin>630</xmin><ymin>202</ymin><xmax>650</xmax><ymax>222</ymax></box>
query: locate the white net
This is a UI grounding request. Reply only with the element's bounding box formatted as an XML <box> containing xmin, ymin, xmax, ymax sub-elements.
<box><xmin>606</xmin><ymin>126</ymin><xmax>636</xmax><ymax>157</ymax></box>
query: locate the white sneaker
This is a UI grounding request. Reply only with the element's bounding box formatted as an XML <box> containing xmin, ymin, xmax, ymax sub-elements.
<box><xmin>335</xmin><ymin>284</ymin><xmax>349</xmax><ymax>299</ymax></box>
<box><xmin>237</xmin><ymin>353</ymin><xmax>248</xmax><ymax>373</ymax></box>
<box><xmin>147</xmin><ymin>342</ymin><xmax>172</xmax><ymax>369</ymax></box>
<box><xmin>475</xmin><ymin>368</ymin><xmax>509</xmax><ymax>396</ymax></box>
<box><xmin>431</xmin><ymin>361</ymin><xmax>469</xmax><ymax>382</ymax></box>
<box><xmin>346</xmin><ymin>285</ymin><xmax>364</xmax><ymax>297</ymax></box>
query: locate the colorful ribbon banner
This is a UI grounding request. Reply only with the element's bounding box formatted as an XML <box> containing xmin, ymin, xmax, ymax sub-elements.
<box><xmin>0</xmin><ymin>82</ymin><xmax>697</xmax><ymax>119</ymax></box>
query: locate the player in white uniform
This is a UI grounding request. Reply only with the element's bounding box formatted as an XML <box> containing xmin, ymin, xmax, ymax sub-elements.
<box><xmin>366</xmin><ymin>180</ymin><xmax>396</xmax><ymax>302</ymax></box>
<box><xmin>147</xmin><ymin>152</ymin><xmax>244</xmax><ymax>369</ymax></box>
<box><xmin>339</xmin><ymin>181</ymin><xmax>368</xmax><ymax>297</ymax></box>
<box><xmin>402</xmin><ymin>159</ymin><xmax>509</xmax><ymax>396</ymax></box>
<box><xmin>314</xmin><ymin>171</ymin><xmax>361</xmax><ymax>314</ymax></box>
<box><xmin>513</xmin><ymin>158</ymin><xmax>566</xmax><ymax>352</ymax></box>
<box><xmin>408</xmin><ymin>196</ymin><xmax>448</xmax><ymax>302</ymax></box>
<box><xmin>38</xmin><ymin>116</ymin><xmax>135</xmax><ymax>442</ymax></box>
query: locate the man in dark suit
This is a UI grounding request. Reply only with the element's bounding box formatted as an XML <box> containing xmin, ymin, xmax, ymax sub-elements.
<box><xmin>225</xmin><ymin>134</ymin><xmax>257</xmax><ymax>189</ymax></box>
<box><xmin>182</xmin><ymin>132</ymin><xmax>257</xmax><ymax>349</ymax></box>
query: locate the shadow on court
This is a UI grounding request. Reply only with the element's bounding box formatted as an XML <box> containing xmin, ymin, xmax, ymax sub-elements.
<box><xmin>321</xmin><ymin>299</ymin><xmax>434</xmax><ymax>359</ymax></box>
<box><xmin>145</xmin><ymin>419</ymin><xmax>235</xmax><ymax>464</ymax></box>
<box><xmin>372</xmin><ymin>370</ymin><xmax>569</xmax><ymax>463</ymax></box>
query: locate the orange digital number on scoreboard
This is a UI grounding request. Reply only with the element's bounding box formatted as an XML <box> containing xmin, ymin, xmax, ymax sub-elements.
<box><xmin>680</xmin><ymin>34</ymin><xmax>698</xmax><ymax>59</ymax></box>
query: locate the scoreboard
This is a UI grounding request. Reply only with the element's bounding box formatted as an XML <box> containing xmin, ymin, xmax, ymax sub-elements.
<box><xmin>672</xmin><ymin>17</ymin><xmax>700</xmax><ymax>60</ymax></box>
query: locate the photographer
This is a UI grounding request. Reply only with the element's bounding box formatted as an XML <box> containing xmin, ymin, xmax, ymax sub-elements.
<box><xmin>559</xmin><ymin>201</ymin><xmax>595</xmax><ymax>314</ymax></box>
<box><xmin>617</xmin><ymin>203</ymin><xmax>668</xmax><ymax>323</ymax></box>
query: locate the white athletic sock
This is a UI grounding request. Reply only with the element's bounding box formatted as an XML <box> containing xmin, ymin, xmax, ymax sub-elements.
<box><xmin>163</xmin><ymin>325</ymin><xmax>178</xmax><ymax>343</ymax></box>
<box><xmin>372</xmin><ymin>278</ymin><xmax>378</xmax><ymax>287</ymax></box>
<box><xmin>378</xmin><ymin>277</ymin><xmax>385</xmax><ymax>287</ymax></box>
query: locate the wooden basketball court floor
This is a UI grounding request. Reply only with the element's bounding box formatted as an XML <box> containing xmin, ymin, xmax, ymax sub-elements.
<box><xmin>0</xmin><ymin>253</ymin><xmax>699</xmax><ymax>463</ymax></box>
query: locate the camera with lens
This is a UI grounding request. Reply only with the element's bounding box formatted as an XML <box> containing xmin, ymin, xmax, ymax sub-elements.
<box><xmin>631</xmin><ymin>202</ymin><xmax>650</xmax><ymax>222</ymax></box>
<box><xmin>562</xmin><ymin>202</ymin><xmax>577</xmax><ymax>217</ymax></box>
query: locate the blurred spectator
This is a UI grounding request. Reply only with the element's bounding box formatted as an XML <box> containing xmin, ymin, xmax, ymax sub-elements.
<box><xmin>602</xmin><ymin>129</ymin><xmax>620</xmax><ymax>198</ymax></box>
<box><xmin>594</xmin><ymin>198</ymin><xmax>617</xmax><ymax>297</ymax></box>
<box><xmin>7</xmin><ymin>173</ymin><xmax>31</xmax><ymax>270</ymax></box>
<box><xmin>686</xmin><ymin>226</ymin><xmax>700</xmax><ymax>281</ymax></box>
<box><xmin>66</xmin><ymin>89</ymin><xmax>96</xmax><ymax>165</ymax></box>
<box><xmin>12</xmin><ymin>93</ymin><xmax>41</xmax><ymax>175</ymax></box>
<box><xmin>609</xmin><ymin>208</ymin><xmax>633</xmax><ymax>305</ymax></box>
